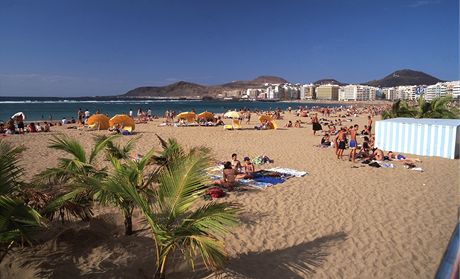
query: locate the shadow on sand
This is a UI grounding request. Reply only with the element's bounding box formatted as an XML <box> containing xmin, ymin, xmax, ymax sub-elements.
<box><xmin>220</xmin><ymin>231</ymin><xmax>347</xmax><ymax>279</ymax></box>
<box><xmin>170</xmin><ymin>231</ymin><xmax>348</xmax><ymax>279</ymax></box>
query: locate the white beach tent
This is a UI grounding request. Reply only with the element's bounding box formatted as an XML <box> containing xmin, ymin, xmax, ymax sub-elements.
<box><xmin>375</xmin><ymin>118</ymin><xmax>460</xmax><ymax>159</ymax></box>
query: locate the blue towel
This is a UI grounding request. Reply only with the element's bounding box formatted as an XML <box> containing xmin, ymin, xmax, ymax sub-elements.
<box><xmin>253</xmin><ymin>176</ymin><xmax>285</xmax><ymax>185</ymax></box>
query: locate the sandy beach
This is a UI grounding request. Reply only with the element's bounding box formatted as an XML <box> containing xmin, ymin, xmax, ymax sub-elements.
<box><xmin>1</xmin><ymin>112</ymin><xmax>459</xmax><ymax>279</ymax></box>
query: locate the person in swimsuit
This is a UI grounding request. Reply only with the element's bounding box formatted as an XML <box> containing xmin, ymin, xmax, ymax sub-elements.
<box><xmin>237</xmin><ymin>157</ymin><xmax>255</xmax><ymax>179</ymax></box>
<box><xmin>367</xmin><ymin>116</ymin><xmax>373</xmax><ymax>134</ymax></box>
<box><xmin>231</xmin><ymin>153</ymin><xmax>242</xmax><ymax>172</ymax></box>
<box><xmin>371</xmin><ymin>148</ymin><xmax>384</xmax><ymax>161</ymax></box>
<box><xmin>311</xmin><ymin>113</ymin><xmax>322</xmax><ymax>135</ymax></box>
<box><xmin>215</xmin><ymin>161</ymin><xmax>237</xmax><ymax>191</ymax></box>
<box><xmin>349</xmin><ymin>124</ymin><xmax>359</xmax><ymax>163</ymax></box>
<box><xmin>337</xmin><ymin>128</ymin><xmax>346</xmax><ymax>160</ymax></box>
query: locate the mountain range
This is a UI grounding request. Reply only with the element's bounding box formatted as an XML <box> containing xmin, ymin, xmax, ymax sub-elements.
<box><xmin>122</xmin><ymin>69</ymin><xmax>443</xmax><ymax>98</ymax></box>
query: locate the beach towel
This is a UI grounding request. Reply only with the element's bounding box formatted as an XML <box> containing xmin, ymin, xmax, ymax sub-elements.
<box><xmin>238</xmin><ymin>179</ymin><xmax>273</xmax><ymax>189</ymax></box>
<box><xmin>265</xmin><ymin>167</ymin><xmax>308</xmax><ymax>177</ymax></box>
<box><xmin>253</xmin><ymin>176</ymin><xmax>285</xmax><ymax>185</ymax></box>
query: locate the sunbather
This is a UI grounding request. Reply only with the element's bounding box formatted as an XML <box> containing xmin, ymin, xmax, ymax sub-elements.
<box><xmin>237</xmin><ymin>157</ymin><xmax>255</xmax><ymax>179</ymax></box>
<box><xmin>214</xmin><ymin>161</ymin><xmax>237</xmax><ymax>191</ymax></box>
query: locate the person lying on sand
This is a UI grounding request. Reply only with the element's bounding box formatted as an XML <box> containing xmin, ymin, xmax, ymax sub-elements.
<box><xmin>387</xmin><ymin>151</ymin><xmax>421</xmax><ymax>163</ymax></box>
<box><xmin>285</xmin><ymin>121</ymin><xmax>293</xmax><ymax>128</ymax></box>
<box><xmin>371</xmin><ymin>148</ymin><xmax>384</xmax><ymax>161</ymax></box>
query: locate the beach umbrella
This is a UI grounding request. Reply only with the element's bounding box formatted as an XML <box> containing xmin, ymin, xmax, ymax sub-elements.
<box><xmin>197</xmin><ymin>111</ymin><xmax>214</xmax><ymax>121</ymax></box>
<box><xmin>224</xmin><ymin>111</ymin><xmax>240</xmax><ymax>119</ymax></box>
<box><xmin>11</xmin><ymin>112</ymin><xmax>25</xmax><ymax>120</ymax></box>
<box><xmin>258</xmin><ymin>114</ymin><xmax>277</xmax><ymax>130</ymax></box>
<box><xmin>87</xmin><ymin>114</ymin><xmax>110</xmax><ymax>130</ymax></box>
<box><xmin>109</xmin><ymin>114</ymin><xmax>135</xmax><ymax>130</ymax></box>
<box><xmin>177</xmin><ymin>112</ymin><xmax>197</xmax><ymax>122</ymax></box>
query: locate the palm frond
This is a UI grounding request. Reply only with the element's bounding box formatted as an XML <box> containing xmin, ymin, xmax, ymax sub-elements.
<box><xmin>89</xmin><ymin>135</ymin><xmax>120</xmax><ymax>163</ymax></box>
<box><xmin>43</xmin><ymin>189</ymin><xmax>93</xmax><ymax>221</ymax></box>
<box><xmin>156</xmin><ymin>153</ymin><xmax>211</xmax><ymax>222</ymax></box>
<box><xmin>0</xmin><ymin>141</ymin><xmax>26</xmax><ymax>196</ymax></box>
<box><xmin>0</xmin><ymin>196</ymin><xmax>44</xmax><ymax>245</ymax></box>
<box><xmin>49</xmin><ymin>135</ymin><xmax>87</xmax><ymax>163</ymax></box>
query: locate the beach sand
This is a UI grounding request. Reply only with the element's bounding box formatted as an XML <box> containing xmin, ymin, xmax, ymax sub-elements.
<box><xmin>1</xmin><ymin>113</ymin><xmax>459</xmax><ymax>279</ymax></box>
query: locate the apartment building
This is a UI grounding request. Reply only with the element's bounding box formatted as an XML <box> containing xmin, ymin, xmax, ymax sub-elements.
<box><xmin>300</xmin><ymin>84</ymin><xmax>316</xmax><ymax>100</ymax></box>
<box><xmin>316</xmin><ymin>84</ymin><xmax>339</xmax><ymax>100</ymax></box>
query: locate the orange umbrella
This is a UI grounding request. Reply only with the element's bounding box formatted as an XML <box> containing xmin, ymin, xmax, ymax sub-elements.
<box><xmin>197</xmin><ymin>111</ymin><xmax>214</xmax><ymax>121</ymax></box>
<box><xmin>177</xmin><ymin>112</ymin><xmax>197</xmax><ymax>122</ymax></box>
<box><xmin>258</xmin><ymin>114</ymin><xmax>277</xmax><ymax>129</ymax></box>
<box><xmin>109</xmin><ymin>114</ymin><xmax>135</xmax><ymax>130</ymax></box>
<box><xmin>87</xmin><ymin>114</ymin><xmax>110</xmax><ymax>130</ymax></box>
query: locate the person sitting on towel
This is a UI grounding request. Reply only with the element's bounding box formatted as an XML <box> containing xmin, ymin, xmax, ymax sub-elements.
<box><xmin>237</xmin><ymin>157</ymin><xmax>255</xmax><ymax>179</ymax></box>
<box><xmin>321</xmin><ymin>134</ymin><xmax>331</xmax><ymax>147</ymax></box>
<box><xmin>214</xmin><ymin>161</ymin><xmax>237</xmax><ymax>191</ymax></box>
<box><xmin>231</xmin><ymin>153</ymin><xmax>242</xmax><ymax>172</ymax></box>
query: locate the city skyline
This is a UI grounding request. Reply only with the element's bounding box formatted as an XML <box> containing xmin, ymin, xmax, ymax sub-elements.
<box><xmin>0</xmin><ymin>0</ymin><xmax>458</xmax><ymax>96</ymax></box>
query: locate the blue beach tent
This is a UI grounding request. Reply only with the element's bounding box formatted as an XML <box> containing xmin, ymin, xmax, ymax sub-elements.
<box><xmin>375</xmin><ymin>118</ymin><xmax>460</xmax><ymax>159</ymax></box>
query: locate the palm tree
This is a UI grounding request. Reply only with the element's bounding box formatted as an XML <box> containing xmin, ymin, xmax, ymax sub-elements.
<box><xmin>381</xmin><ymin>99</ymin><xmax>416</xmax><ymax>119</ymax></box>
<box><xmin>95</xmin><ymin>146</ymin><xmax>158</xmax><ymax>235</ymax></box>
<box><xmin>37</xmin><ymin>134</ymin><xmax>116</xmax><ymax>222</ymax></box>
<box><xmin>415</xmin><ymin>96</ymin><xmax>459</xmax><ymax>119</ymax></box>
<box><xmin>0</xmin><ymin>140</ymin><xmax>44</xmax><ymax>262</ymax></box>
<box><xmin>108</xmin><ymin>142</ymin><xmax>239</xmax><ymax>279</ymax></box>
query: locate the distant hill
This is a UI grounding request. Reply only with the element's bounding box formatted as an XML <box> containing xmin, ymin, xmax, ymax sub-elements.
<box><xmin>123</xmin><ymin>81</ymin><xmax>208</xmax><ymax>97</ymax></box>
<box><xmin>220</xmin><ymin>75</ymin><xmax>289</xmax><ymax>88</ymax></box>
<box><xmin>313</xmin><ymin>79</ymin><xmax>346</xmax><ymax>86</ymax></box>
<box><xmin>364</xmin><ymin>69</ymin><xmax>442</xmax><ymax>87</ymax></box>
<box><xmin>122</xmin><ymin>76</ymin><xmax>289</xmax><ymax>97</ymax></box>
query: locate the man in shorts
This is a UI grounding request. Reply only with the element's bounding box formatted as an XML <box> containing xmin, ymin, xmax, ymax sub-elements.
<box><xmin>349</xmin><ymin>124</ymin><xmax>359</xmax><ymax>163</ymax></box>
<box><xmin>337</xmin><ymin>128</ymin><xmax>347</xmax><ymax>160</ymax></box>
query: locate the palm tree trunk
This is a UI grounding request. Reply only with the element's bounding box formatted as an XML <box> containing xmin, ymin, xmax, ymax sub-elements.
<box><xmin>123</xmin><ymin>207</ymin><xmax>134</xmax><ymax>235</ymax></box>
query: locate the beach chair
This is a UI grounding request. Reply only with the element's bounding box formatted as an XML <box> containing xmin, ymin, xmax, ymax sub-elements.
<box><xmin>232</xmin><ymin>119</ymin><xmax>241</xmax><ymax>130</ymax></box>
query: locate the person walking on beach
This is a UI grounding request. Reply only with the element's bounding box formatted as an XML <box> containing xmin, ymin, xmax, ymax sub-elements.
<box><xmin>129</xmin><ymin>109</ymin><xmax>133</xmax><ymax>118</ymax></box>
<box><xmin>246</xmin><ymin>111</ymin><xmax>251</xmax><ymax>124</ymax></box>
<box><xmin>349</xmin><ymin>124</ymin><xmax>359</xmax><ymax>163</ymax></box>
<box><xmin>311</xmin><ymin>113</ymin><xmax>322</xmax><ymax>136</ymax></box>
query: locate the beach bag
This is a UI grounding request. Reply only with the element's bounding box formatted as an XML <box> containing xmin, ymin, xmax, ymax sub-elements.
<box><xmin>207</xmin><ymin>187</ymin><xmax>225</xmax><ymax>199</ymax></box>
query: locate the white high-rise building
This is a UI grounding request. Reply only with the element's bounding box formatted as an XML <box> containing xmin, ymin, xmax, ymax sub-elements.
<box><xmin>338</xmin><ymin>85</ymin><xmax>377</xmax><ymax>101</ymax></box>
<box><xmin>424</xmin><ymin>83</ymin><xmax>447</xmax><ymax>101</ymax></box>
<box><xmin>452</xmin><ymin>82</ymin><xmax>460</xmax><ymax>99</ymax></box>
<box><xmin>300</xmin><ymin>84</ymin><xmax>316</xmax><ymax>99</ymax></box>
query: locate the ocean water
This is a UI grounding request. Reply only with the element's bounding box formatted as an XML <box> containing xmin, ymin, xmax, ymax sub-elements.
<box><xmin>0</xmin><ymin>97</ymin><xmax>342</xmax><ymax>122</ymax></box>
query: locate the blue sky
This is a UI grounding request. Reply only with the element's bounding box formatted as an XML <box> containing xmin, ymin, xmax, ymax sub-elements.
<box><xmin>0</xmin><ymin>0</ymin><xmax>458</xmax><ymax>96</ymax></box>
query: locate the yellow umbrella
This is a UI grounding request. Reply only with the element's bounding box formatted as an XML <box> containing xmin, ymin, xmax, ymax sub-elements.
<box><xmin>87</xmin><ymin>114</ymin><xmax>110</xmax><ymax>130</ymax></box>
<box><xmin>258</xmin><ymin>114</ymin><xmax>277</xmax><ymax>130</ymax></box>
<box><xmin>177</xmin><ymin>112</ymin><xmax>197</xmax><ymax>122</ymax></box>
<box><xmin>197</xmin><ymin>111</ymin><xmax>214</xmax><ymax>121</ymax></box>
<box><xmin>109</xmin><ymin>114</ymin><xmax>135</xmax><ymax>130</ymax></box>
<box><xmin>224</xmin><ymin>111</ymin><xmax>240</xmax><ymax>119</ymax></box>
